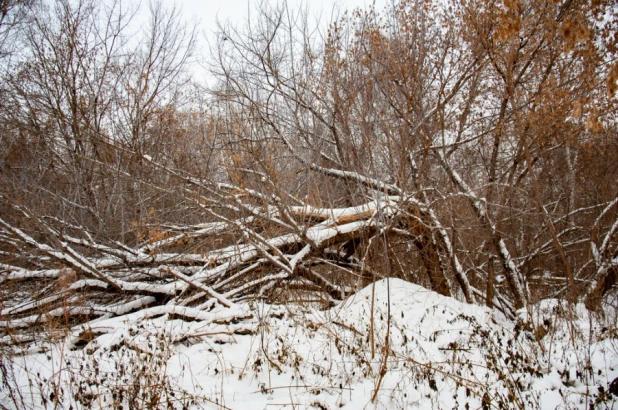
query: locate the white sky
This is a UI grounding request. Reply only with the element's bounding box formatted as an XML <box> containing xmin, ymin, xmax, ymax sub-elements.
<box><xmin>176</xmin><ymin>0</ymin><xmax>390</xmax><ymax>37</ymax></box>
<box><xmin>172</xmin><ymin>0</ymin><xmax>391</xmax><ymax>84</ymax></box>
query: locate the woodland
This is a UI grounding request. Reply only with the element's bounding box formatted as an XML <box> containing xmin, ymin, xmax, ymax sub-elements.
<box><xmin>0</xmin><ymin>0</ymin><xmax>618</xmax><ymax>408</ymax></box>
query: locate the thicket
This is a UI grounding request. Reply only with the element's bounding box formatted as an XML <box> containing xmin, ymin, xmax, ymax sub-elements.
<box><xmin>0</xmin><ymin>0</ymin><xmax>617</xmax><ymax>406</ymax></box>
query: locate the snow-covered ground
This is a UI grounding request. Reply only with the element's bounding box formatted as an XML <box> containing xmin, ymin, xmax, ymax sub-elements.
<box><xmin>2</xmin><ymin>279</ymin><xmax>617</xmax><ymax>409</ymax></box>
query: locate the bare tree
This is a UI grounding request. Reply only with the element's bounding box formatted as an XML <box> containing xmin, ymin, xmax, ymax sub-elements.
<box><xmin>0</xmin><ymin>0</ymin><xmax>33</xmax><ymax>59</ymax></box>
<box><xmin>1</xmin><ymin>0</ymin><xmax>617</xmax><ymax>338</ymax></box>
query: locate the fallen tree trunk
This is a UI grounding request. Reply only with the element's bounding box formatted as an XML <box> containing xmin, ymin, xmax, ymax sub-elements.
<box><xmin>0</xmin><ymin>195</ymin><xmax>480</xmax><ymax>333</ymax></box>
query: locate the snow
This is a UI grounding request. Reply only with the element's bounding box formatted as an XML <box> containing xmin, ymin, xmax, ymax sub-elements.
<box><xmin>0</xmin><ymin>266</ymin><xmax>62</xmax><ymax>282</ymax></box>
<box><xmin>289</xmin><ymin>198</ymin><xmax>398</xmax><ymax>221</ymax></box>
<box><xmin>1</xmin><ymin>279</ymin><xmax>617</xmax><ymax>409</ymax></box>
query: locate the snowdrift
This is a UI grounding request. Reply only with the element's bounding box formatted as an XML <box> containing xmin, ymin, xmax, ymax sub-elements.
<box><xmin>1</xmin><ymin>279</ymin><xmax>617</xmax><ymax>409</ymax></box>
